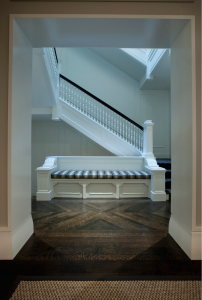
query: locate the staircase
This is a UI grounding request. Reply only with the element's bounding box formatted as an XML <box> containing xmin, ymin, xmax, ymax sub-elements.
<box><xmin>34</xmin><ymin>47</ymin><xmax>168</xmax><ymax>202</ymax></box>
<box><xmin>45</xmin><ymin>47</ymin><xmax>162</xmax><ymax>159</ymax></box>
<box><xmin>57</xmin><ymin>74</ymin><xmax>144</xmax><ymax>156</ymax></box>
<box><xmin>157</xmin><ymin>159</ymin><xmax>171</xmax><ymax>201</ymax></box>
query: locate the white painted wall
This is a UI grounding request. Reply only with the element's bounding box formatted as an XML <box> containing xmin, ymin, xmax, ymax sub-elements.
<box><xmin>169</xmin><ymin>22</ymin><xmax>201</xmax><ymax>259</ymax></box>
<box><xmin>57</xmin><ymin>48</ymin><xmax>138</xmax><ymax>122</ymax></box>
<box><xmin>9</xmin><ymin>20</ymin><xmax>34</xmax><ymax>258</ymax></box>
<box><xmin>139</xmin><ymin>90</ymin><xmax>171</xmax><ymax>159</ymax></box>
<box><xmin>56</xmin><ymin>47</ymin><xmax>171</xmax><ymax>158</ymax></box>
<box><xmin>31</xmin><ymin>120</ymin><xmax>113</xmax><ymax>196</ymax></box>
<box><xmin>11</xmin><ymin>21</ymin><xmax>33</xmax><ymax>230</ymax></box>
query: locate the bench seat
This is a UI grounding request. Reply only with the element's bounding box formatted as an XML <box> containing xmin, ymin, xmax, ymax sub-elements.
<box><xmin>51</xmin><ymin>170</ymin><xmax>151</xmax><ymax>179</ymax></box>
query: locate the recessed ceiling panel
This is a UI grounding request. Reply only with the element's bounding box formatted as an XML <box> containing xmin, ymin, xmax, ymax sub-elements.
<box><xmin>15</xmin><ymin>18</ymin><xmax>190</xmax><ymax>48</ymax></box>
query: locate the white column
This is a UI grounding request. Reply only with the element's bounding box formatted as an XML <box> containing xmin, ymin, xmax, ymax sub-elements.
<box><xmin>52</xmin><ymin>59</ymin><xmax>61</xmax><ymax>120</ymax></box>
<box><xmin>145</xmin><ymin>167</ymin><xmax>166</xmax><ymax>201</ymax></box>
<box><xmin>36</xmin><ymin>157</ymin><xmax>57</xmax><ymax>201</ymax></box>
<box><xmin>143</xmin><ymin>120</ymin><xmax>155</xmax><ymax>159</ymax></box>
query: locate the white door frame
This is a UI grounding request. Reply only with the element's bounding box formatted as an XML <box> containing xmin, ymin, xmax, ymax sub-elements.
<box><xmin>6</xmin><ymin>14</ymin><xmax>198</xmax><ymax>256</ymax></box>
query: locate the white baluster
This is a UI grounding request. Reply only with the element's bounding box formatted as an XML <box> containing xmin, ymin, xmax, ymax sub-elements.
<box><xmin>70</xmin><ymin>86</ymin><xmax>74</xmax><ymax>106</ymax></box>
<box><xmin>131</xmin><ymin>124</ymin><xmax>133</xmax><ymax>144</ymax></box>
<box><xmin>97</xmin><ymin>103</ymin><xmax>99</xmax><ymax>123</ymax></box>
<box><xmin>59</xmin><ymin>79</ymin><xmax>62</xmax><ymax>99</ymax></box>
<box><xmin>91</xmin><ymin>100</ymin><xmax>94</xmax><ymax>119</ymax></box>
<box><xmin>67</xmin><ymin>84</ymin><xmax>71</xmax><ymax>104</ymax></box>
<box><xmin>88</xmin><ymin>97</ymin><xmax>91</xmax><ymax>117</ymax></box>
<box><xmin>65</xmin><ymin>82</ymin><xmax>68</xmax><ymax>103</ymax></box>
<box><xmin>141</xmin><ymin>130</ymin><xmax>143</xmax><ymax>152</ymax></box>
<box><xmin>79</xmin><ymin>92</ymin><xmax>82</xmax><ymax>111</ymax></box>
<box><xmin>138</xmin><ymin>128</ymin><xmax>141</xmax><ymax>150</ymax></box>
<box><xmin>62</xmin><ymin>80</ymin><xmax>65</xmax><ymax>100</ymax></box>
<box><xmin>100</xmin><ymin>104</ymin><xmax>102</xmax><ymax>125</ymax></box>
<box><xmin>82</xmin><ymin>94</ymin><xmax>85</xmax><ymax>113</ymax></box>
<box><xmin>94</xmin><ymin>102</ymin><xmax>96</xmax><ymax>121</ymax></box>
<box><xmin>107</xmin><ymin>109</ymin><xmax>110</xmax><ymax>129</ymax></box>
<box><xmin>105</xmin><ymin>108</ymin><xmax>108</xmax><ymax>128</ymax></box>
<box><xmin>134</xmin><ymin>126</ymin><xmax>136</xmax><ymax>147</ymax></box>
<box><xmin>74</xmin><ymin>88</ymin><xmax>77</xmax><ymax>108</ymax></box>
<box><xmin>129</xmin><ymin>122</ymin><xmax>131</xmax><ymax>144</ymax></box>
<box><xmin>76</xmin><ymin>90</ymin><xmax>80</xmax><ymax>110</ymax></box>
<box><xmin>100</xmin><ymin>105</ymin><xmax>106</xmax><ymax>127</ymax></box>
<box><xmin>63</xmin><ymin>81</ymin><xmax>66</xmax><ymax>102</ymax></box>
<box><xmin>119</xmin><ymin>117</ymin><xmax>122</xmax><ymax>138</ymax></box>
<box><xmin>117</xmin><ymin>115</ymin><xmax>119</xmax><ymax>137</ymax></box>
<box><xmin>85</xmin><ymin>95</ymin><xmax>88</xmax><ymax>115</ymax></box>
<box><xmin>126</xmin><ymin>120</ymin><xmax>128</xmax><ymax>141</ymax></box>
<box><xmin>136</xmin><ymin>127</ymin><xmax>139</xmax><ymax>149</ymax></box>
<box><xmin>122</xmin><ymin>118</ymin><xmax>125</xmax><ymax>140</ymax></box>
<box><xmin>111</xmin><ymin>112</ymin><xmax>114</xmax><ymax>132</ymax></box>
<box><xmin>114</xmin><ymin>113</ymin><xmax>116</xmax><ymax>135</ymax></box>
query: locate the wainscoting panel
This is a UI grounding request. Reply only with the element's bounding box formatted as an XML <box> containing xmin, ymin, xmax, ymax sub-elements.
<box><xmin>120</xmin><ymin>183</ymin><xmax>148</xmax><ymax>198</ymax></box>
<box><xmin>86</xmin><ymin>183</ymin><xmax>116</xmax><ymax>198</ymax></box>
<box><xmin>53</xmin><ymin>183</ymin><xmax>82</xmax><ymax>198</ymax></box>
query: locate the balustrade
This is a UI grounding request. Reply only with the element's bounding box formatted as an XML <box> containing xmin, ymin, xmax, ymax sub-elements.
<box><xmin>59</xmin><ymin>75</ymin><xmax>144</xmax><ymax>153</ymax></box>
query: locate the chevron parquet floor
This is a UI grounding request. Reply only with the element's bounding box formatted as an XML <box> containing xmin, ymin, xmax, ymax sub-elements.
<box><xmin>15</xmin><ymin>198</ymin><xmax>190</xmax><ymax>262</ymax></box>
<box><xmin>0</xmin><ymin>197</ymin><xmax>200</xmax><ymax>300</ymax></box>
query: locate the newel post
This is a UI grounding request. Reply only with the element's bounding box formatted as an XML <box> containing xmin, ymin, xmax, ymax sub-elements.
<box><xmin>52</xmin><ymin>58</ymin><xmax>61</xmax><ymax>120</ymax></box>
<box><xmin>143</xmin><ymin>120</ymin><xmax>155</xmax><ymax>158</ymax></box>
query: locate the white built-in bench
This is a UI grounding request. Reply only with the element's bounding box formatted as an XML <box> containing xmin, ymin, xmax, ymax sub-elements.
<box><xmin>36</xmin><ymin>156</ymin><xmax>167</xmax><ymax>201</ymax></box>
<box><xmin>51</xmin><ymin>170</ymin><xmax>151</xmax><ymax>199</ymax></box>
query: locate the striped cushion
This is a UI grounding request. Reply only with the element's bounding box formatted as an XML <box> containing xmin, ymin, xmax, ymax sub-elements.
<box><xmin>97</xmin><ymin>171</ymin><xmax>105</xmax><ymax>179</ymax></box>
<box><xmin>51</xmin><ymin>170</ymin><xmax>151</xmax><ymax>179</ymax></box>
<box><xmin>51</xmin><ymin>171</ymin><xmax>62</xmax><ymax>179</ymax></box>
<box><xmin>127</xmin><ymin>171</ymin><xmax>136</xmax><ymax>179</ymax></box>
<box><xmin>139</xmin><ymin>171</ymin><xmax>151</xmax><ymax>179</ymax></box>
<box><xmin>66</xmin><ymin>171</ymin><xmax>76</xmax><ymax>179</ymax></box>
<box><xmin>105</xmin><ymin>171</ymin><xmax>113</xmax><ymax>179</ymax></box>
<box><xmin>74</xmin><ymin>171</ymin><xmax>83</xmax><ymax>179</ymax></box>
<box><xmin>119</xmin><ymin>171</ymin><xmax>128</xmax><ymax>179</ymax></box>
<box><xmin>112</xmin><ymin>171</ymin><xmax>120</xmax><ymax>179</ymax></box>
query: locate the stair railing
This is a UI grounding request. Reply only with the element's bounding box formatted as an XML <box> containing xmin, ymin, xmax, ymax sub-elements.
<box><xmin>59</xmin><ymin>74</ymin><xmax>144</xmax><ymax>152</ymax></box>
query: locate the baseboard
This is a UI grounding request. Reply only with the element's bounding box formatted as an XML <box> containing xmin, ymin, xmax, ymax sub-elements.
<box><xmin>0</xmin><ymin>214</ymin><xmax>34</xmax><ymax>260</ymax></box>
<box><xmin>36</xmin><ymin>190</ymin><xmax>52</xmax><ymax>201</ymax></box>
<box><xmin>150</xmin><ymin>191</ymin><xmax>166</xmax><ymax>201</ymax></box>
<box><xmin>169</xmin><ymin>215</ymin><xmax>201</xmax><ymax>260</ymax></box>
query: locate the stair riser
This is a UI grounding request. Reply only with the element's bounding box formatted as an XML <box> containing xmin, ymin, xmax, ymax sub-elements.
<box><xmin>158</xmin><ymin>163</ymin><xmax>171</xmax><ymax>169</ymax></box>
<box><xmin>165</xmin><ymin>171</ymin><xmax>171</xmax><ymax>179</ymax></box>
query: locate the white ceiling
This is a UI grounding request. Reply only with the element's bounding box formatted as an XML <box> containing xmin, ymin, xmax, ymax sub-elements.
<box><xmin>16</xmin><ymin>18</ymin><xmax>189</xmax><ymax>48</ymax></box>
<box><xmin>89</xmin><ymin>48</ymin><xmax>146</xmax><ymax>82</ymax></box>
<box><xmin>89</xmin><ymin>47</ymin><xmax>170</xmax><ymax>89</ymax></box>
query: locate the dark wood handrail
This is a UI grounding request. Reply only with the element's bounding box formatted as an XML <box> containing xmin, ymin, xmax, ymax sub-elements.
<box><xmin>59</xmin><ymin>74</ymin><xmax>144</xmax><ymax>131</ymax></box>
<box><xmin>54</xmin><ymin>47</ymin><xmax>58</xmax><ymax>64</ymax></box>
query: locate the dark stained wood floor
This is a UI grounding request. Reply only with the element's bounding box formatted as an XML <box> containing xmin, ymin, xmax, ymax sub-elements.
<box><xmin>0</xmin><ymin>198</ymin><xmax>201</xmax><ymax>299</ymax></box>
<box><xmin>22</xmin><ymin>199</ymin><xmax>185</xmax><ymax>262</ymax></box>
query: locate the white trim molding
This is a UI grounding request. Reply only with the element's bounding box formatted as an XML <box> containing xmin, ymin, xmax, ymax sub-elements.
<box><xmin>0</xmin><ymin>214</ymin><xmax>34</xmax><ymax>260</ymax></box>
<box><xmin>169</xmin><ymin>215</ymin><xmax>202</xmax><ymax>260</ymax></box>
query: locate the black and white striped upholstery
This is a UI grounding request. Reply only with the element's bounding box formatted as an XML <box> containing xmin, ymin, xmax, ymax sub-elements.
<box><xmin>97</xmin><ymin>171</ymin><xmax>105</xmax><ymax>179</ymax></box>
<box><xmin>105</xmin><ymin>171</ymin><xmax>113</xmax><ymax>179</ymax></box>
<box><xmin>66</xmin><ymin>171</ymin><xmax>76</xmax><ymax>179</ymax></box>
<box><xmin>51</xmin><ymin>171</ymin><xmax>62</xmax><ymax>178</ymax></box>
<box><xmin>119</xmin><ymin>171</ymin><xmax>128</xmax><ymax>179</ymax></box>
<box><xmin>51</xmin><ymin>170</ymin><xmax>151</xmax><ymax>179</ymax></box>
<box><xmin>74</xmin><ymin>171</ymin><xmax>83</xmax><ymax>179</ymax></box>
